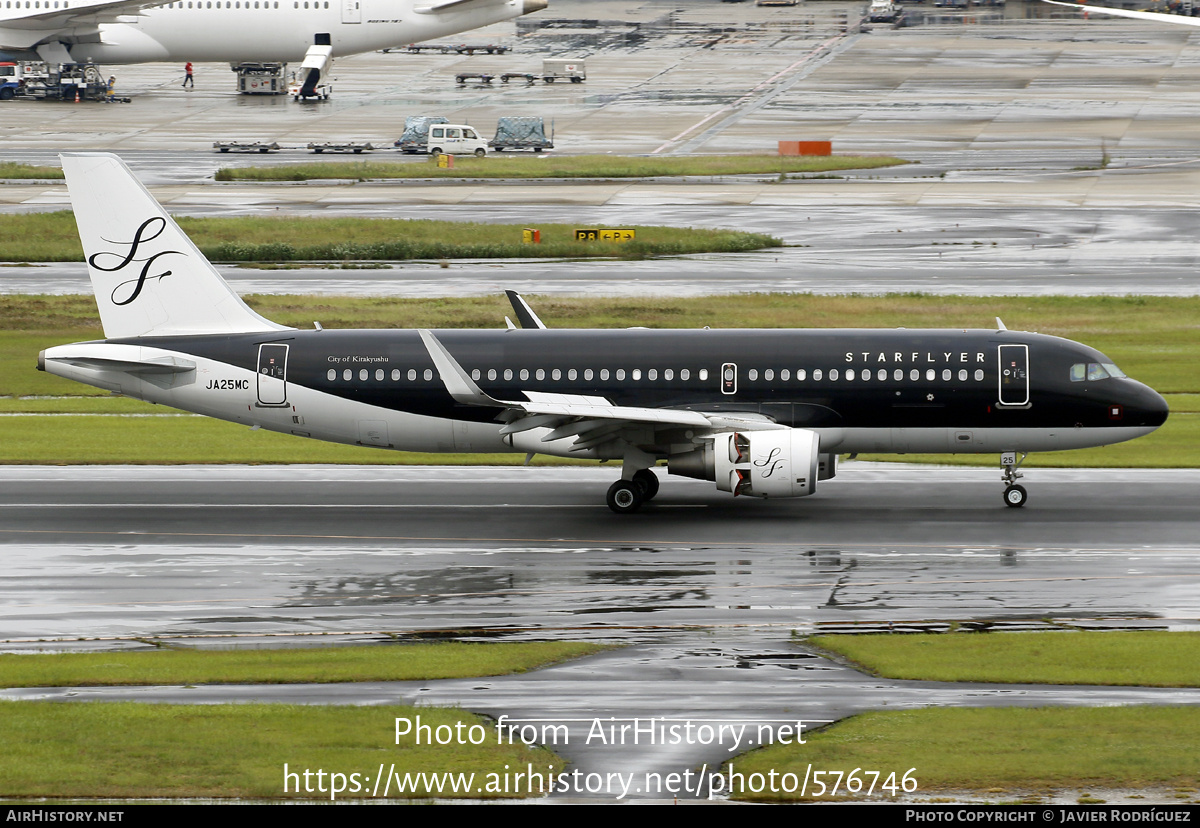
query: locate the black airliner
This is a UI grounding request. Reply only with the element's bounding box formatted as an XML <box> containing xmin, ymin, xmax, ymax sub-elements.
<box><xmin>39</xmin><ymin>154</ymin><xmax>1169</xmax><ymax>512</ymax></box>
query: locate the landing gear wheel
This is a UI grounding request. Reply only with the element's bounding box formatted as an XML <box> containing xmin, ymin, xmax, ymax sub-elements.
<box><xmin>632</xmin><ymin>469</ymin><xmax>659</xmax><ymax>501</ymax></box>
<box><xmin>606</xmin><ymin>480</ymin><xmax>643</xmax><ymax>514</ymax></box>
<box><xmin>1004</xmin><ymin>485</ymin><xmax>1028</xmax><ymax>508</ymax></box>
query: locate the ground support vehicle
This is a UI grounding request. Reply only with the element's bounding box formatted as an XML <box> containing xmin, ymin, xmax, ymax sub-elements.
<box><xmin>427</xmin><ymin>124</ymin><xmax>488</xmax><ymax>157</ymax></box>
<box><xmin>213</xmin><ymin>141</ymin><xmax>282</xmax><ymax>153</ymax></box>
<box><xmin>455</xmin><ymin>72</ymin><xmax>496</xmax><ymax>84</ymax></box>
<box><xmin>541</xmin><ymin>58</ymin><xmax>584</xmax><ymax>82</ymax></box>
<box><xmin>394</xmin><ymin>116</ymin><xmax>449</xmax><ymax>153</ymax></box>
<box><xmin>308</xmin><ymin>142</ymin><xmax>374</xmax><ymax>153</ymax></box>
<box><xmin>490</xmin><ymin>116</ymin><xmax>553</xmax><ymax>152</ymax></box>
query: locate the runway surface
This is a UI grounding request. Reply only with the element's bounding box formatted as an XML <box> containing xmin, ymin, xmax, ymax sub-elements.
<box><xmin>2</xmin><ymin>464</ymin><xmax>1199</xmax><ymax>799</ymax></box>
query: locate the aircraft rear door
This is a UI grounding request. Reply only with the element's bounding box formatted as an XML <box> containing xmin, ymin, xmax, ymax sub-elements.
<box><xmin>997</xmin><ymin>344</ymin><xmax>1029</xmax><ymax>407</ymax></box>
<box><xmin>257</xmin><ymin>343</ymin><xmax>288</xmax><ymax>406</ymax></box>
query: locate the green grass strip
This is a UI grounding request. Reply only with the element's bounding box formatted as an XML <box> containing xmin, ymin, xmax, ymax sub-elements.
<box><xmin>0</xmin><ymin>212</ymin><xmax>778</xmax><ymax>262</ymax></box>
<box><xmin>214</xmin><ymin>154</ymin><xmax>908</xmax><ymax>181</ymax></box>
<box><xmin>0</xmin><ymin>642</ymin><xmax>607</xmax><ymax>687</ymax></box>
<box><xmin>0</xmin><ymin>701</ymin><xmax>557</xmax><ymax>799</ymax></box>
<box><xmin>0</xmin><ymin>161</ymin><xmax>63</xmax><ymax>179</ymax></box>
<box><xmin>733</xmin><ymin>706</ymin><xmax>1200</xmax><ymax>801</ymax></box>
<box><xmin>809</xmin><ymin>631</ymin><xmax>1200</xmax><ymax>687</ymax></box>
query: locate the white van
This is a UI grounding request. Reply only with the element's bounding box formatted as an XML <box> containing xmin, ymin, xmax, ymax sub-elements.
<box><xmin>427</xmin><ymin>124</ymin><xmax>488</xmax><ymax>157</ymax></box>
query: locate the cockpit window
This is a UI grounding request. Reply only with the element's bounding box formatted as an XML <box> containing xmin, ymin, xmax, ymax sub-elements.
<box><xmin>1071</xmin><ymin>362</ymin><xmax>1127</xmax><ymax>382</ymax></box>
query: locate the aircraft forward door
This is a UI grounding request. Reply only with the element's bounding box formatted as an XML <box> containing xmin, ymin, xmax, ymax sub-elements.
<box><xmin>342</xmin><ymin>0</ymin><xmax>361</xmax><ymax>23</ymax></box>
<box><xmin>998</xmin><ymin>344</ymin><xmax>1029</xmax><ymax>407</ymax></box>
<box><xmin>257</xmin><ymin>343</ymin><xmax>289</xmax><ymax>406</ymax></box>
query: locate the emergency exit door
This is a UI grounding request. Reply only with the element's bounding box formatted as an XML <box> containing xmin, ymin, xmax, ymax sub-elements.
<box><xmin>342</xmin><ymin>0</ymin><xmax>361</xmax><ymax>23</ymax></box>
<box><xmin>257</xmin><ymin>343</ymin><xmax>289</xmax><ymax>406</ymax></box>
<box><xmin>997</xmin><ymin>344</ymin><xmax>1029</xmax><ymax>406</ymax></box>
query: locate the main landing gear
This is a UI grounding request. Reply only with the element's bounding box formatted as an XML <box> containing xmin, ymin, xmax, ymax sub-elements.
<box><xmin>1001</xmin><ymin>451</ymin><xmax>1028</xmax><ymax>508</ymax></box>
<box><xmin>606</xmin><ymin>468</ymin><xmax>659</xmax><ymax>514</ymax></box>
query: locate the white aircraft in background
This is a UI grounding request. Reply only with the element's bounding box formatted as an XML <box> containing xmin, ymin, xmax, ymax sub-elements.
<box><xmin>0</xmin><ymin>0</ymin><xmax>545</xmax><ymax>94</ymax></box>
<box><xmin>1043</xmin><ymin>0</ymin><xmax>1200</xmax><ymax>26</ymax></box>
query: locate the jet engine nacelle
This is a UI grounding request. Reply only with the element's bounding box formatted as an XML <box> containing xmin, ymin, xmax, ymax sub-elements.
<box><xmin>669</xmin><ymin>429</ymin><xmax>820</xmax><ymax>498</ymax></box>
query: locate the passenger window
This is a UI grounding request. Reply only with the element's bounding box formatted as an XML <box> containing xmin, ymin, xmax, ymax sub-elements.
<box><xmin>829</xmin><ymin>369</ymin><xmax>839</xmax><ymax>381</ymax></box>
<box><xmin>535</xmin><ymin>369</ymin><xmax>545</xmax><ymax>380</ymax></box>
<box><xmin>375</xmin><ymin>369</ymin><xmax>384</xmax><ymax>381</ymax></box>
<box><xmin>488</xmin><ymin>369</ymin><xmax>496</xmax><ymax>380</ymax></box>
<box><xmin>796</xmin><ymin>369</ymin><xmax>806</xmax><ymax>381</ymax></box>
<box><xmin>392</xmin><ymin>369</ymin><xmax>401</xmax><ymax>381</ymax></box>
<box><xmin>813</xmin><ymin>369</ymin><xmax>823</xmax><ymax>381</ymax></box>
<box><xmin>926</xmin><ymin>369</ymin><xmax>935</xmax><ymax>381</ymax></box>
<box><xmin>600</xmin><ymin>369</ymin><xmax>610</xmax><ymax>381</ymax></box>
<box><xmin>631</xmin><ymin>369</ymin><xmax>641</xmax><ymax>380</ymax></box>
<box><xmin>471</xmin><ymin>369</ymin><xmax>480</xmax><ymax>380</ymax></box>
<box><xmin>423</xmin><ymin>369</ymin><xmax>433</xmax><ymax>381</ymax></box>
<box><xmin>584</xmin><ymin>369</ymin><xmax>594</xmax><ymax>381</ymax></box>
<box><xmin>343</xmin><ymin>369</ymin><xmax>352</xmax><ymax>381</ymax></box>
<box><xmin>616</xmin><ymin>369</ymin><xmax>626</xmax><ymax>380</ymax></box>
<box><xmin>877</xmin><ymin>369</ymin><xmax>886</xmax><ymax>381</ymax></box>
<box><xmin>327</xmin><ymin>369</ymin><xmax>336</xmax><ymax>381</ymax></box>
<box><xmin>764</xmin><ymin>369</ymin><xmax>773</xmax><ymax>381</ymax></box>
<box><xmin>910</xmin><ymin>369</ymin><xmax>919</xmax><ymax>381</ymax></box>
<box><xmin>846</xmin><ymin>368</ymin><xmax>855</xmax><ymax>381</ymax></box>
<box><xmin>408</xmin><ymin>369</ymin><xmax>416</xmax><ymax>381</ymax></box>
<box><xmin>680</xmin><ymin>369</ymin><xmax>690</xmax><ymax>380</ymax></box>
<box><xmin>941</xmin><ymin>369</ymin><xmax>951</xmax><ymax>381</ymax></box>
<box><xmin>780</xmin><ymin>369</ymin><xmax>790</xmax><ymax>381</ymax></box>
<box><xmin>861</xmin><ymin>369</ymin><xmax>869</xmax><ymax>381</ymax></box>
<box><xmin>358</xmin><ymin>369</ymin><xmax>367</xmax><ymax>381</ymax></box>
<box><xmin>747</xmin><ymin>369</ymin><xmax>758</xmax><ymax>381</ymax></box>
<box><xmin>958</xmin><ymin>369</ymin><xmax>967</xmax><ymax>381</ymax></box>
<box><xmin>663</xmin><ymin>369</ymin><xmax>672</xmax><ymax>380</ymax></box>
<box><xmin>975</xmin><ymin>369</ymin><xmax>984</xmax><ymax>381</ymax></box>
<box><xmin>551</xmin><ymin>369</ymin><xmax>560</xmax><ymax>380</ymax></box>
<box><xmin>567</xmin><ymin>369</ymin><xmax>577</xmax><ymax>380</ymax></box>
<box><xmin>699</xmin><ymin>368</ymin><xmax>708</xmax><ymax>381</ymax></box>
<box><xmin>504</xmin><ymin>369</ymin><xmax>513</xmax><ymax>380</ymax></box>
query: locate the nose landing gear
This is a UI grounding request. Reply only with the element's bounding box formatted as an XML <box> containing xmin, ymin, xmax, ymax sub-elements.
<box><xmin>1001</xmin><ymin>451</ymin><xmax>1028</xmax><ymax>507</ymax></box>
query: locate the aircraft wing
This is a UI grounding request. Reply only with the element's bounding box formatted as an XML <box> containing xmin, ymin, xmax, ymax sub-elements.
<box><xmin>1042</xmin><ymin>0</ymin><xmax>1200</xmax><ymax>27</ymax></box>
<box><xmin>420</xmin><ymin>329</ymin><xmax>785</xmax><ymax>453</ymax></box>
<box><xmin>1</xmin><ymin>0</ymin><xmax>165</xmax><ymax>42</ymax></box>
<box><xmin>414</xmin><ymin>0</ymin><xmax>504</xmax><ymax>14</ymax></box>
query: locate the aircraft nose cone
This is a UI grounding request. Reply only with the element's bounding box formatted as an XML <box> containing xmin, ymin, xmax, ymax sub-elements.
<box><xmin>1131</xmin><ymin>383</ymin><xmax>1170</xmax><ymax>429</ymax></box>
<box><xmin>522</xmin><ymin>0</ymin><xmax>547</xmax><ymax>14</ymax></box>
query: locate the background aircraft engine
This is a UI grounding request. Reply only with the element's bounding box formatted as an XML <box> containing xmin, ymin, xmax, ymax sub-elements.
<box><xmin>669</xmin><ymin>429</ymin><xmax>820</xmax><ymax>498</ymax></box>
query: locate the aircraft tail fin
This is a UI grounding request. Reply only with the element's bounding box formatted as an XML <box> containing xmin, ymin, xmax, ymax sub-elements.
<box><xmin>61</xmin><ymin>152</ymin><xmax>290</xmax><ymax>340</ymax></box>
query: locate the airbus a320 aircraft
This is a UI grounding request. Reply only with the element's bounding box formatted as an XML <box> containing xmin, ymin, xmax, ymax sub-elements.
<box><xmin>40</xmin><ymin>154</ymin><xmax>1168</xmax><ymax>513</ymax></box>
<box><xmin>1</xmin><ymin>0</ymin><xmax>544</xmax><ymax>95</ymax></box>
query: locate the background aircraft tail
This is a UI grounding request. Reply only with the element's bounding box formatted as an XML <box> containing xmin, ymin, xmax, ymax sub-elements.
<box><xmin>61</xmin><ymin>153</ymin><xmax>289</xmax><ymax>340</ymax></box>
